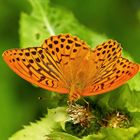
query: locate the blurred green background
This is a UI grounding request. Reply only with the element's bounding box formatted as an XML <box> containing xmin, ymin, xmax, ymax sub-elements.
<box><xmin>0</xmin><ymin>0</ymin><xmax>140</xmax><ymax>139</ymax></box>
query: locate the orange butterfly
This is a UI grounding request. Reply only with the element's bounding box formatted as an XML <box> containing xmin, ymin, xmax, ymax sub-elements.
<box><xmin>2</xmin><ymin>34</ymin><xmax>140</xmax><ymax>102</ymax></box>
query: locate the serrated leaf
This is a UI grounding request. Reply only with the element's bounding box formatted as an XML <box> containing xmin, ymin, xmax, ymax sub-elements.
<box><xmin>108</xmin><ymin>86</ymin><xmax>140</xmax><ymax>112</ymax></box>
<box><xmin>9</xmin><ymin>107</ymin><xmax>67</xmax><ymax>140</ymax></box>
<box><xmin>91</xmin><ymin>84</ymin><xmax>140</xmax><ymax>114</ymax></box>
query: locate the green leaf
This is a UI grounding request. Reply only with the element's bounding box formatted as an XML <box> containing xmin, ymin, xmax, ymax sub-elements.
<box><xmin>90</xmin><ymin>84</ymin><xmax>140</xmax><ymax>114</ymax></box>
<box><xmin>99</xmin><ymin>127</ymin><xmax>139</xmax><ymax>140</ymax></box>
<box><xmin>108</xmin><ymin>86</ymin><xmax>140</xmax><ymax>112</ymax></box>
<box><xmin>20</xmin><ymin>0</ymin><xmax>107</xmax><ymax>48</ymax></box>
<box><xmin>48</xmin><ymin>132</ymin><xmax>80</xmax><ymax>140</ymax></box>
<box><xmin>9</xmin><ymin>107</ymin><xmax>68</xmax><ymax>140</ymax></box>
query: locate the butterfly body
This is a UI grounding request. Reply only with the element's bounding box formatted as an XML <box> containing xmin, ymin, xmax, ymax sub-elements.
<box><xmin>2</xmin><ymin>34</ymin><xmax>140</xmax><ymax>102</ymax></box>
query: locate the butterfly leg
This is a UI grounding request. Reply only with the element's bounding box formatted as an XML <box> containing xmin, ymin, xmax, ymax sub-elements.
<box><xmin>68</xmin><ymin>84</ymin><xmax>81</xmax><ymax>103</ymax></box>
<box><xmin>80</xmin><ymin>97</ymin><xmax>89</xmax><ymax>109</ymax></box>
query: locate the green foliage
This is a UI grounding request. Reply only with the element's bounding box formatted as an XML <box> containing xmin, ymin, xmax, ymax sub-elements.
<box><xmin>1</xmin><ymin>0</ymin><xmax>140</xmax><ymax>140</ymax></box>
<box><xmin>9</xmin><ymin>107</ymin><xmax>140</xmax><ymax>140</ymax></box>
<box><xmin>8</xmin><ymin>0</ymin><xmax>140</xmax><ymax>140</ymax></box>
<box><xmin>20</xmin><ymin>0</ymin><xmax>107</xmax><ymax>48</ymax></box>
<box><xmin>9</xmin><ymin>107</ymin><xmax>68</xmax><ymax>140</ymax></box>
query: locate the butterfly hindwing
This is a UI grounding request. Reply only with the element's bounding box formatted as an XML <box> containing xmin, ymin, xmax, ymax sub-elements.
<box><xmin>42</xmin><ymin>34</ymin><xmax>90</xmax><ymax>83</ymax></box>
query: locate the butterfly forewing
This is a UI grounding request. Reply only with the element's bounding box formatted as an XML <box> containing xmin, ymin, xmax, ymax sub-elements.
<box><xmin>3</xmin><ymin>47</ymin><xmax>69</xmax><ymax>93</ymax></box>
<box><xmin>83</xmin><ymin>40</ymin><xmax>139</xmax><ymax>96</ymax></box>
<box><xmin>2</xmin><ymin>34</ymin><xmax>90</xmax><ymax>94</ymax></box>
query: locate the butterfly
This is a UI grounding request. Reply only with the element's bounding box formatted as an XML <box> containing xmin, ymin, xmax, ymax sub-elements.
<box><xmin>2</xmin><ymin>34</ymin><xmax>140</xmax><ymax>102</ymax></box>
